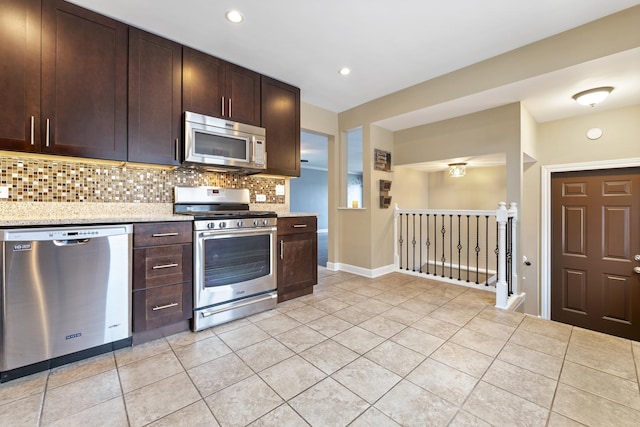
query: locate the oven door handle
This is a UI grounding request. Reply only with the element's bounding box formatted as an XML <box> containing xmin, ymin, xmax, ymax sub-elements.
<box><xmin>200</xmin><ymin>293</ymin><xmax>277</xmax><ymax>317</ymax></box>
<box><xmin>198</xmin><ymin>227</ymin><xmax>277</xmax><ymax>238</ymax></box>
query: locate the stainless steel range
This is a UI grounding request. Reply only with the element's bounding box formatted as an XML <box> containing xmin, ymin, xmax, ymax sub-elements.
<box><xmin>174</xmin><ymin>186</ymin><xmax>277</xmax><ymax>331</ymax></box>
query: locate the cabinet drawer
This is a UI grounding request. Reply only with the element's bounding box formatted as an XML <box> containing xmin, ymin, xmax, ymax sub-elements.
<box><xmin>134</xmin><ymin>222</ymin><xmax>192</xmax><ymax>247</ymax></box>
<box><xmin>133</xmin><ymin>282</ymin><xmax>192</xmax><ymax>331</ymax></box>
<box><xmin>277</xmin><ymin>216</ymin><xmax>317</xmax><ymax>235</ymax></box>
<box><xmin>133</xmin><ymin>244</ymin><xmax>192</xmax><ymax>289</ymax></box>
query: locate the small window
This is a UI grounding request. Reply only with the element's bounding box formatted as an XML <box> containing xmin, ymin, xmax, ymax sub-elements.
<box><xmin>346</xmin><ymin>127</ymin><xmax>363</xmax><ymax>208</ymax></box>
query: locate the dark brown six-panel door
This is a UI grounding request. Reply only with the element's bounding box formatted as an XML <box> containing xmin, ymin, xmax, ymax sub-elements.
<box><xmin>551</xmin><ymin>168</ymin><xmax>640</xmax><ymax>341</ymax></box>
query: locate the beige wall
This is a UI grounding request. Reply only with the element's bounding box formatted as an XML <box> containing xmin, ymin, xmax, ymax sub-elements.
<box><xmin>393</xmin><ymin>168</ymin><xmax>429</xmax><ymax>209</ymax></box>
<box><xmin>428</xmin><ymin>166</ymin><xmax>507</xmax><ymax>210</ymax></box>
<box><xmin>395</xmin><ymin>103</ymin><xmax>522</xmax><ymax>207</ymax></box>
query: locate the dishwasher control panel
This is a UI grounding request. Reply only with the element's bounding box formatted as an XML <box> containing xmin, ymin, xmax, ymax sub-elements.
<box><xmin>1</xmin><ymin>224</ymin><xmax>133</xmax><ymax>242</ymax></box>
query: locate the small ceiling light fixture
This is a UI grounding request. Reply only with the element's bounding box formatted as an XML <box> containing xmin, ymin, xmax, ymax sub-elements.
<box><xmin>338</xmin><ymin>67</ymin><xmax>351</xmax><ymax>76</ymax></box>
<box><xmin>572</xmin><ymin>86</ymin><xmax>613</xmax><ymax>107</ymax></box>
<box><xmin>448</xmin><ymin>163</ymin><xmax>467</xmax><ymax>178</ymax></box>
<box><xmin>225</xmin><ymin>10</ymin><xmax>244</xmax><ymax>23</ymax></box>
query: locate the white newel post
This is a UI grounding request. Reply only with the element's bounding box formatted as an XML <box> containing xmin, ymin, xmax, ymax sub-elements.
<box><xmin>393</xmin><ymin>204</ymin><xmax>400</xmax><ymax>271</ymax></box>
<box><xmin>509</xmin><ymin>202</ymin><xmax>519</xmax><ymax>296</ymax></box>
<box><xmin>495</xmin><ymin>202</ymin><xmax>508</xmax><ymax>309</ymax></box>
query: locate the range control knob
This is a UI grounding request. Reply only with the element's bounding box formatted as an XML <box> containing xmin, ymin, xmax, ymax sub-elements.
<box><xmin>263</xmin><ymin>219</ymin><xmax>270</xmax><ymax>226</ymax></box>
<box><xmin>219</xmin><ymin>222</ymin><xmax>227</xmax><ymax>229</ymax></box>
<box><xmin>253</xmin><ymin>219</ymin><xmax>260</xmax><ymax>226</ymax></box>
<box><xmin>207</xmin><ymin>222</ymin><xmax>215</xmax><ymax>229</ymax></box>
<box><xmin>237</xmin><ymin>220</ymin><xmax>244</xmax><ymax>227</ymax></box>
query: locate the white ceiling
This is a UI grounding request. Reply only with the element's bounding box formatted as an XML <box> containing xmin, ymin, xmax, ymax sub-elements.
<box><xmin>69</xmin><ymin>0</ymin><xmax>640</xmax><ymax>172</ymax></box>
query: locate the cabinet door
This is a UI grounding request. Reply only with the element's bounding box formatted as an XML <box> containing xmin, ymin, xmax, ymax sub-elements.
<box><xmin>225</xmin><ymin>63</ymin><xmax>261</xmax><ymax>126</ymax></box>
<box><xmin>128</xmin><ymin>28</ymin><xmax>182</xmax><ymax>165</ymax></box>
<box><xmin>182</xmin><ymin>47</ymin><xmax>225</xmax><ymax>119</ymax></box>
<box><xmin>278</xmin><ymin>232</ymin><xmax>317</xmax><ymax>302</ymax></box>
<box><xmin>0</xmin><ymin>0</ymin><xmax>41</xmax><ymax>152</ymax></box>
<box><xmin>41</xmin><ymin>0</ymin><xmax>128</xmax><ymax>161</ymax></box>
<box><xmin>262</xmin><ymin>77</ymin><xmax>301</xmax><ymax>177</ymax></box>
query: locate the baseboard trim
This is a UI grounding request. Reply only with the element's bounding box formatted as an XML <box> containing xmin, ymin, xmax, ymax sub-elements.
<box><xmin>326</xmin><ymin>262</ymin><xmax>395</xmax><ymax>278</ymax></box>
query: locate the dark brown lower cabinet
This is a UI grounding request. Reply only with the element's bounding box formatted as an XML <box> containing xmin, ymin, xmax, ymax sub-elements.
<box><xmin>277</xmin><ymin>216</ymin><xmax>317</xmax><ymax>302</ymax></box>
<box><xmin>132</xmin><ymin>222</ymin><xmax>193</xmax><ymax>344</ymax></box>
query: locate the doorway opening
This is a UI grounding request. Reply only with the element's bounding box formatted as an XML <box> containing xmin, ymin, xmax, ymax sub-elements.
<box><xmin>290</xmin><ymin>131</ymin><xmax>329</xmax><ymax>266</ymax></box>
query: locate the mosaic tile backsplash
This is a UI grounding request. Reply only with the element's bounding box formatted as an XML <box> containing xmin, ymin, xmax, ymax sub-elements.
<box><xmin>0</xmin><ymin>154</ymin><xmax>286</xmax><ymax>204</ymax></box>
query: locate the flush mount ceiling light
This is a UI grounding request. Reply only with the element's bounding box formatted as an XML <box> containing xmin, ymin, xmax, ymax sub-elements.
<box><xmin>448</xmin><ymin>163</ymin><xmax>467</xmax><ymax>178</ymax></box>
<box><xmin>338</xmin><ymin>67</ymin><xmax>351</xmax><ymax>76</ymax></box>
<box><xmin>225</xmin><ymin>10</ymin><xmax>244</xmax><ymax>23</ymax></box>
<box><xmin>572</xmin><ymin>86</ymin><xmax>613</xmax><ymax>107</ymax></box>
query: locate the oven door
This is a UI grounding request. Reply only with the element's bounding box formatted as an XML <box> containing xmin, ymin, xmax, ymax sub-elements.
<box><xmin>194</xmin><ymin>226</ymin><xmax>277</xmax><ymax>310</ymax></box>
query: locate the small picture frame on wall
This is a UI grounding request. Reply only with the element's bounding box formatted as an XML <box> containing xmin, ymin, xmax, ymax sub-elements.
<box><xmin>374</xmin><ymin>149</ymin><xmax>391</xmax><ymax>171</ymax></box>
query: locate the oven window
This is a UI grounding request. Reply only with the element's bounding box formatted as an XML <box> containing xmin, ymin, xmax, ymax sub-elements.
<box><xmin>203</xmin><ymin>234</ymin><xmax>270</xmax><ymax>287</ymax></box>
<box><xmin>194</xmin><ymin>131</ymin><xmax>248</xmax><ymax>161</ymax></box>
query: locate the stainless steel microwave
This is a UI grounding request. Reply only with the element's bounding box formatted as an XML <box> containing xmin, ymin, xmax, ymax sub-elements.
<box><xmin>183</xmin><ymin>111</ymin><xmax>266</xmax><ymax>174</ymax></box>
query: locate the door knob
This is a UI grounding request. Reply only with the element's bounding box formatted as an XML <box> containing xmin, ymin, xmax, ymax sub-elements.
<box><xmin>635</xmin><ymin>255</ymin><xmax>640</xmax><ymax>262</ymax></box>
<box><xmin>634</xmin><ymin>266</ymin><xmax>640</xmax><ymax>274</ymax></box>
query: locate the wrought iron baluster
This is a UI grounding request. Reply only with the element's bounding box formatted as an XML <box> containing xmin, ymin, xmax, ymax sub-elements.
<box><xmin>485</xmin><ymin>215</ymin><xmax>489</xmax><ymax>286</ymax></box>
<box><xmin>475</xmin><ymin>215</ymin><xmax>480</xmax><ymax>284</ymax></box>
<box><xmin>507</xmin><ymin>217</ymin><xmax>513</xmax><ymax>295</ymax></box>
<box><xmin>494</xmin><ymin>222</ymin><xmax>499</xmax><ymax>284</ymax></box>
<box><xmin>449</xmin><ymin>214</ymin><xmax>453</xmax><ymax>279</ymax></box>
<box><xmin>412</xmin><ymin>214</ymin><xmax>417</xmax><ymax>272</ymax></box>
<box><xmin>466</xmin><ymin>215</ymin><xmax>470</xmax><ymax>282</ymax></box>
<box><xmin>426</xmin><ymin>215</ymin><xmax>430</xmax><ymax>275</ymax></box>
<box><xmin>405</xmin><ymin>214</ymin><xmax>410</xmax><ymax>271</ymax></box>
<box><xmin>441</xmin><ymin>214</ymin><xmax>446</xmax><ymax>277</ymax></box>
<box><xmin>434</xmin><ymin>214</ymin><xmax>438</xmax><ymax>276</ymax></box>
<box><xmin>419</xmin><ymin>214</ymin><xmax>423</xmax><ymax>273</ymax></box>
<box><xmin>457</xmin><ymin>215</ymin><xmax>462</xmax><ymax>281</ymax></box>
<box><xmin>399</xmin><ymin>214</ymin><xmax>403</xmax><ymax>269</ymax></box>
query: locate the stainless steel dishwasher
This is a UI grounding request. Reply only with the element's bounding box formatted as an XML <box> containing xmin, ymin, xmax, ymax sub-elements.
<box><xmin>1</xmin><ymin>224</ymin><xmax>133</xmax><ymax>382</ymax></box>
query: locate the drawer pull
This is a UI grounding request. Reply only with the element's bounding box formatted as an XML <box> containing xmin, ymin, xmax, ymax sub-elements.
<box><xmin>151</xmin><ymin>232</ymin><xmax>179</xmax><ymax>237</ymax></box>
<box><xmin>293</xmin><ymin>224</ymin><xmax>308</xmax><ymax>228</ymax></box>
<box><xmin>152</xmin><ymin>302</ymin><xmax>179</xmax><ymax>311</ymax></box>
<box><xmin>152</xmin><ymin>263</ymin><xmax>179</xmax><ymax>270</ymax></box>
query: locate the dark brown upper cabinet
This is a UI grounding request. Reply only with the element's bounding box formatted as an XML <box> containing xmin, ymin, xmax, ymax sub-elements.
<box><xmin>128</xmin><ymin>28</ymin><xmax>182</xmax><ymax>166</ymax></box>
<box><xmin>41</xmin><ymin>0</ymin><xmax>128</xmax><ymax>161</ymax></box>
<box><xmin>0</xmin><ymin>0</ymin><xmax>41</xmax><ymax>152</ymax></box>
<box><xmin>262</xmin><ymin>76</ymin><xmax>301</xmax><ymax>177</ymax></box>
<box><xmin>183</xmin><ymin>47</ymin><xmax>261</xmax><ymax>126</ymax></box>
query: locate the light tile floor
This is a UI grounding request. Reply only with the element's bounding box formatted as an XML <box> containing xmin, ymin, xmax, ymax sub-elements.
<box><xmin>2</xmin><ymin>268</ymin><xmax>640</xmax><ymax>426</ymax></box>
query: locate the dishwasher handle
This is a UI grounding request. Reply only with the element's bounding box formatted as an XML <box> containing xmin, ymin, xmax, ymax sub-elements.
<box><xmin>53</xmin><ymin>238</ymin><xmax>91</xmax><ymax>246</ymax></box>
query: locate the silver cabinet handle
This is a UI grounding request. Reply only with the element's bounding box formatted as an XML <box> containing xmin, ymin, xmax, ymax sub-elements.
<box><xmin>175</xmin><ymin>138</ymin><xmax>179</xmax><ymax>161</ymax></box>
<box><xmin>152</xmin><ymin>263</ymin><xmax>179</xmax><ymax>270</ymax></box>
<box><xmin>228</xmin><ymin>98</ymin><xmax>232</xmax><ymax>117</ymax></box>
<box><xmin>30</xmin><ymin>116</ymin><xmax>35</xmax><ymax>145</ymax></box>
<box><xmin>151</xmin><ymin>232</ymin><xmax>179</xmax><ymax>237</ymax></box>
<box><xmin>280</xmin><ymin>240</ymin><xmax>284</xmax><ymax>260</ymax></box>
<box><xmin>293</xmin><ymin>224</ymin><xmax>308</xmax><ymax>228</ymax></box>
<box><xmin>45</xmin><ymin>119</ymin><xmax>50</xmax><ymax>147</ymax></box>
<box><xmin>221</xmin><ymin>96</ymin><xmax>225</xmax><ymax>116</ymax></box>
<box><xmin>152</xmin><ymin>302</ymin><xmax>178</xmax><ymax>311</ymax></box>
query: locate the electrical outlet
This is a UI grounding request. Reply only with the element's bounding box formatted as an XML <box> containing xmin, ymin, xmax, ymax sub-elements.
<box><xmin>256</xmin><ymin>194</ymin><xmax>266</xmax><ymax>202</ymax></box>
<box><xmin>275</xmin><ymin>184</ymin><xmax>285</xmax><ymax>196</ymax></box>
<box><xmin>0</xmin><ymin>186</ymin><xmax>9</xmax><ymax>199</ymax></box>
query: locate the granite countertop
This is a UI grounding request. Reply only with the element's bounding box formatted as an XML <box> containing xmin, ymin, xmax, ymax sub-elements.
<box><xmin>0</xmin><ymin>202</ymin><xmax>312</xmax><ymax>227</ymax></box>
<box><xmin>278</xmin><ymin>212</ymin><xmax>318</xmax><ymax>217</ymax></box>
<box><xmin>0</xmin><ymin>202</ymin><xmax>193</xmax><ymax>227</ymax></box>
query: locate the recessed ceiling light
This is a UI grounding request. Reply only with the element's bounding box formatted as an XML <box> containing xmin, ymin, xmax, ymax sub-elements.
<box><xmin>338</xmin><ymin>67</ymin><xmax>351</xmax><ymax>76</ymax></box>
<box><xmin>225</xmin><ymin>10</ymin><xmax>244</xmax><ymax>23</ymax></box>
